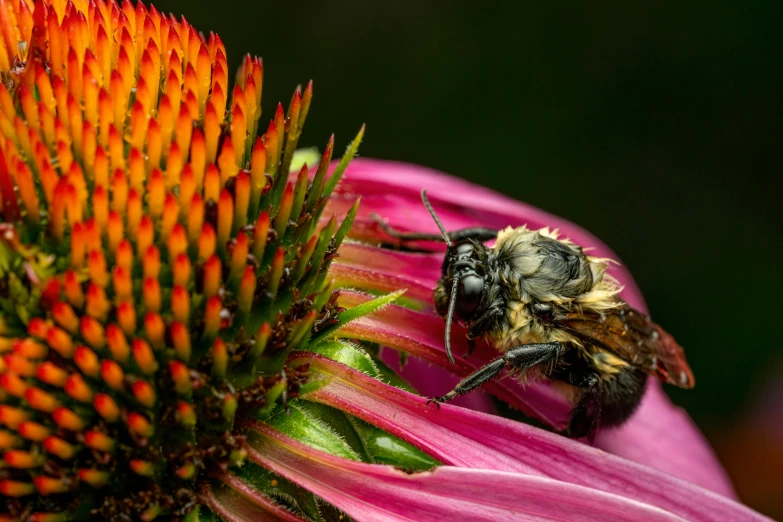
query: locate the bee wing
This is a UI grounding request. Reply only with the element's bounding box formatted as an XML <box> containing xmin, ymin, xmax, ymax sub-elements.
<box><xmin>553</xmin><ymin>305</ymin><xmax>695</xmax><ymax>389</ymax></box>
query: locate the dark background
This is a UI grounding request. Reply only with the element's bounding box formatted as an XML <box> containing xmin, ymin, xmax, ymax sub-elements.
<box><xmin>156</xmin><ymin>0</ymin><xmax>782</xmax><ymax>515</ymax></box>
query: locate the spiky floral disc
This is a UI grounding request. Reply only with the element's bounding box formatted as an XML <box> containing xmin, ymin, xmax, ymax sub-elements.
<box><xmin>0</xmin><ymin>0</ymin><xmax>361</xmax><ymax>519</ymax></box>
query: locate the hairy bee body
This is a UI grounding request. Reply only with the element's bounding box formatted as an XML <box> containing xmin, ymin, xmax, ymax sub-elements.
<box><xmin>431</xmin><ymin>225</ymin><xmax>692</xmax><ymax>437</ymax></box>
<box><xmin>481</xmin><ymin>226</ymin><xmax>620</xmax><ymax>345</ymax></box>
<box><xmin>377</xmin><ymin>191</ymin><xmax>693</xmax><ymax>438</ymax></box>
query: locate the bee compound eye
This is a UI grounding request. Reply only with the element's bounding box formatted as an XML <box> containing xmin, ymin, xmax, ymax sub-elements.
<box><xmin>455</xmin><ymin>274</ymin><xmax>483</xmax><ymax>319</ymax></box>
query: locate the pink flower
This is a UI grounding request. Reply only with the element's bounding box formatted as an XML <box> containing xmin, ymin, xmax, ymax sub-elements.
<box><xmin>0</xmin><ymin>0</ymin><xmax>768</xmax><ymax>517</ymax></box>
<box><xmin>206</xmin><ymin>158</ymin><xmax>768</xmax><ymax>521</ymax></box>
<box><xmin>327</xmin><ymin>158</ymin><xmax>734</xmax><ymax>494</ymax></box>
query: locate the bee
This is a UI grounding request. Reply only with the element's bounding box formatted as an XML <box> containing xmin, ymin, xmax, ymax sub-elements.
<box><xmin>375</xmin><ymin>191</ymin><xmax>695</xmax><ymax>439</ymax></box>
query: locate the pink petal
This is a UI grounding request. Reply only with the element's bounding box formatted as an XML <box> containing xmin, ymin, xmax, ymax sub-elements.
<box><xmin>596</xmin><ymin>382</ymin><xmax>737</xmax><ymax>498</ymax></box>
<box><xmin>328</xmin><ymin>158</ymin><xmax>735</xmax><ymax>497</ymax></box>
<box><xmin>243</xmin><ymin>418</ymin><xmax>687</xmax><ymax>522</ymax></box>
<box><xmin>297</xmin><ymin>352</ymin><xmax>767</xmax><ymax>522</ymax></box>
<box><xmin>379</xmin><ymin>347</ymin><xmax>497</xmax><ymax>413</ymax></box>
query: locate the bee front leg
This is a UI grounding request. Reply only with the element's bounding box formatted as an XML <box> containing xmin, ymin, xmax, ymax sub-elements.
<box><xmin>428</xmin><ymin>342</ymin><xmax>562</xmax><ymax>405</ymax></box>
<box><xmin>427</xmin><ymin>357</ymin><xmax>507</xmax><ymax>405</ymax></box>
<box><xmin>466</xmin><ymin>304</ymin><xmax>505</xmax><ymax>340</ymax></box>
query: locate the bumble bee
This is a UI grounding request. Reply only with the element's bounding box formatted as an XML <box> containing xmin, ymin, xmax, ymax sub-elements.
<box><xmin>376</xmin><ymin>191</ymin><xmax>695</xmax><ymax>439</ymax></box>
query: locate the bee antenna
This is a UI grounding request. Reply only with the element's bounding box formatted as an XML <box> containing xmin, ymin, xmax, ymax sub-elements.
<box><xmin>444</xmin><ymin>277</ymin><xmax>459</xmax><ymax>364</ymax></box>
<box><xmin>421</xmin><ymin>190</ymin><xmax>452</xmax><ymax>247</ymax></box>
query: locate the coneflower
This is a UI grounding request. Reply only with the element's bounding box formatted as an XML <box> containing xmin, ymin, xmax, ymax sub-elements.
<box><xmin>0</xmin><ymin>0</ymin><xmax>366</xmax><ymax>518</ymax></box>
<box><xmin>0</xmin><ymin>1</ymin><xmax>771</xmax><ymax>521</ymax></box>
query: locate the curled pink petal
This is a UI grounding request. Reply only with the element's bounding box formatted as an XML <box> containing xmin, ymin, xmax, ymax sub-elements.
<box><xmin>297</xmin><ymin>352</ymin><xmax>766</xmax><ymax>522</ymax></box>
<box><xmin>333</xmin><ymin>243</ymin><xmax>443</xmax><ymax>307</ymax></box>
<box><xmin>337</xmin><ymin>243</ymin><xmax>443</xmax><ymax>287</ymax></box>
<box><xmin>202</xmin><ymin>481</ymin><xmax>306</xmax><ymax>522</ymax></box>
<box><xmin>329</xmin><ymin>158</ymin><xmax>735</xmax><ymax>497</ymax></box>
<box><xmin>243</xmin><ymin>418</ymin><xmax>688</xmax><ymax>522</ymax></box>
<box><xmin>329</xmin><ymin>263</ymin><xmax>435</xmax><ymax>306</ymax></box>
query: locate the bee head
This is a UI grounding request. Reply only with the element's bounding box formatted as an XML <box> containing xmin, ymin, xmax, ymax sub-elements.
<box><xmin>419</xmin><ymin>190</ymin><xmax>491</xmax><ymax>364</ymax></box>
<box><xmin>442</xmin><ymin>241</ymin><xmax>486</xmax><ymax>321</ymax></box>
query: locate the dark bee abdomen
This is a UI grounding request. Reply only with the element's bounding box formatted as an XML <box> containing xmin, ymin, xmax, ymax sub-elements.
<box><xmin>599</xmin><ymin>367</ymin><xmax>648</xmax><ymax>427</ymax></box>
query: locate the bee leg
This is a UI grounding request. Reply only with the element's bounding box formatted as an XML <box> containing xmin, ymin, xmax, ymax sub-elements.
<box><xmin>371</xmin><ymin>214</ymin><xmax>498</xmax><ymax>244</ymax></box>
<box><xmin>467</xmin><ymin>305</ymin><xmax>505</xmax><ymax>340</ymax></box>
<box><xmin>428</xmin><ymin>342</ymin><xmax>562</xmax><ymax>404</ymax></box>
<box><xmin>441</xmin><ymin>228</ymin><xmax>498</xmax><ymax>242</ymax></box>
<box><xmin>567</xmin><ymin>374</ymin><xmax>602</xmax><ymax>442</ymax></box>
<box><xmin>428</xmin><ymin>357</ymin><xmax>507</xmax><ymax>405</ymax></box>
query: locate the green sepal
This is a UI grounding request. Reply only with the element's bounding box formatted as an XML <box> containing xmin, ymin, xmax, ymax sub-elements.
<box><xmin>288</xmin><ymin>166</ymin><xmax>309</xmax><ymax>231</ymax></box>
<box><xmin>260</xmin><ymin>399</ymin><xmax>440</xmax><ymax>472</ymax></box>
<box><xmin>348</xmin><ymin>416</ymin><xmax>439</xmax><ymax>470</ymax></box>
<box><xmin>308</xmin><ymin>340</ymin><xmax>379</xmax><ymax>377</ymax></box>
<box><xmin>289</xmin><ymin>147</ymin><xmax>321</xmax><ymax>174</ymax></box>
<box><xmin>256</xmin><ymin>376</ymin><xmax>288</xmax><ymax>416</ymax></box>
<box><xmin>296</xmin><ymin>401</ymin><xmax>374</xmax><ymax>463</ymax></box>
<box><xmin>229</xmin><ymin>461</ymin><xmax>323</xmax><ymax>522</ymax></box>
<box><xmin>322</xmin><ymin>125</ymin><xmax>364</xmax><ymax>198</ymax></box>
<box><xmin>182</xmin><ymin>506</ymin><xmax>201</xmax><ymax>522</ymax></box>
<box><xmin>299</xmin><ymin>218</ymin><xmax>335</xmax><ymax>295</ymax></box>
<box><xmin>309</xmin><ymin>290</ymin><xmax>405</xmax><ymax>346</ymax></box>
<box><xmin>333</xmin><ymin>198</ymin><xmax>359</xmax><ymax>249</ymax></box>
<box><xmin>305</xmin><ymin>138</ymin><xmax>333</xmax><ymax>217</ymax></box>
<box><xmin>296</xmin><ymin>374</ymin><xmax>332</xmax><ymax>397</ymax></box>
<box><xmin>259</xmin><ymin>402</ymin><xmax>360</xmax><ymax>460</ymax></box>
<box><xmin>302</xmin><ymin>401</ymin><xmax>438</xmax><ymax>470</ymax></box>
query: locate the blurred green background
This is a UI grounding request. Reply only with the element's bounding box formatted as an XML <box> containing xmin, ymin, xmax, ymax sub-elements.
<box><xmin>156</xmin><ymin>0</ymin><xmax>782</xmax><ymax>515</ymax></box>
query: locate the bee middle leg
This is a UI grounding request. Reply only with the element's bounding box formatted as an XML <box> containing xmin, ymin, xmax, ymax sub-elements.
<box><xmin>428</xmin><ymin>342</ymin><xmax>562</xmax><ymax>404</ymax></box>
